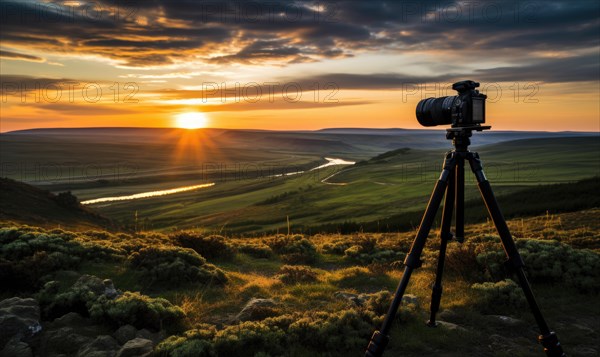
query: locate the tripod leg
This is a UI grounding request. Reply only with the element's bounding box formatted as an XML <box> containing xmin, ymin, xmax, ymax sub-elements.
<box><xmin>427</xmin><ymin>171</ymin><xmax>455</xmax><ymax>327</ymax></box>
<box><xmin>455</xmin><ymin>155</ymin><xmax>465</xmax><ymax>242</ymax></box>
<box><xmin>467</xmin><ymin>153</ymin><xmax>566</xmax><ymax>357</ymax></box>
<box><xmin>365</xmin><ymin>153</ymin><xmax>456</xmax><ymax>357</ymax></box>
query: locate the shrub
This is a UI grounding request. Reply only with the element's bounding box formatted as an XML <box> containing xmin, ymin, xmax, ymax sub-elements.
<box><xmin>128</xmin><ymin>247</ymin><xmax>227</xmax><ymax>287</ymax></box>
<box><xmin>89</xmin><ymin>291</ymin><xmax>185</xmax><ymax>331</ymax></box>
<box><xmin>38</xmin><ymin>274</ymin><xmax>185</xmax><ymax>331</ymax></box>
<box><xmin>444</xmin><ymin>243</ymin><xmax>484</xmax><ymax>281</ymax></box>
<box><xmin>0</xmin><ymin>229</ymin><xmax>84</xmax><ymax>291</ymax></box>
<box><xmin>471</xmin><ymin>279</ymin><xmax>526</xmax><ymax>311</ymax></box>
<box><xmin>277</xmin><ymin>265</ymin><xmax>318</xmax><ymax>284</ymax></box>
<box><xmin>287</xmin><ymin>309</ymin><xmax>376</xmax><ymax>351</ymax></box>
<box><xmin>477</xmin><ymin>239</ymin><xmax>600</xmax><ymax>293</ymax></box>
<box><xmin>321</xmin><ymin>235</ymin><xmax>376</xmax><ymax>255</ymax></box>
<box><xmin>345</xmin><ymin>248</ymin><xmax>404</xmax><ymax>265</ymax></box>
<box><xmin>363</xmin><ymin>290</ymin><xmax>393</xmax><ymax>316</ymax></box>
<box><xmin>238</xmin><ymin>243</ymin><xmax>273</xmax><ymax>259</ymax></box>
<box><xmin>213</xmin><ymin>321</ymin><xmax>287</xmax><ymax>356</ymax></box>
<box><xmin>54</xmin><ymin>191</ymin><xmax>79</xmax><ymax>207</ymax></box>
<box><xmin>157</xmin><ymin>308</ymin><xmax>381</xmax><ymax>356</ymax></box>
<box><xmin>265</xmin><ymin>235</ymin><xmax>318</xmax><ymax>264</ymax></box>
<box><xmin>155</xmin><ymin>326</ymin><xmax>217</xmax><ymax>357</ymax></box>
<box><xmin>171</xmin><ymin>232</ymin><xmax>236</xmax><ymax>259</ymax></box>
<box><xmin>37</xmin><ymin>274</ymin><xmax>109</xmax><ymax>319</ymax></box>
<box><xmin>330</xmin><ymin>267</ymin><xmax>380</xmax><ymax>288</ymax></box>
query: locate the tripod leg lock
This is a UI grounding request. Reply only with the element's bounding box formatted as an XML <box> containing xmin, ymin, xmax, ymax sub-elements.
<box><xmin>365</xmin><ymin>331</ymin><xmax>389</xmax><ymax>357</ymax></box>
<box><xmin>538</xmin><ymin>332</ymin><xmax>566</xmax><ymax>357</ymax></box>
<box><xmin>403</xmin><ymin>254</ymin><xmax>422</xmax><ymax>269</ymax></box>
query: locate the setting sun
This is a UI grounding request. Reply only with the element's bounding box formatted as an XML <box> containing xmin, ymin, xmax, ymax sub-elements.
<box><xmin>175</xmin><ymin>112</ymin><xmax>209</xmax><ymax>129</ymax></box>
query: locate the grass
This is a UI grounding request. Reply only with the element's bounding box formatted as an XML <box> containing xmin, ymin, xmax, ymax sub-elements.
<box><xmin>1</xmin><ymin>207</ymin><xmax>599</xmax><ymax>355</ymax></box>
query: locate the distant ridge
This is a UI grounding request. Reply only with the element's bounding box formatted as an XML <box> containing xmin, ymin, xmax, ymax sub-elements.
<box><xmin>5</xmin><ymin>126</ymin><xmax>596</xmax><ymax>136</ymax></box>
<box><xmin>0</xmin><ymin>178</ymin><xmax>111</xmax><ymax>230</ymax></box>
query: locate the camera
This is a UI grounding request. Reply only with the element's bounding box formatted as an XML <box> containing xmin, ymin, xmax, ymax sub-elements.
<box><xmin>416</xmin><ymin>80</ymin><xmax>487</xmax><ymax>127</ymax></box>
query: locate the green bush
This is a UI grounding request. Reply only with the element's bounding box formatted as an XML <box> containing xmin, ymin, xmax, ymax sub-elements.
<box><xmin>156</xmin><ymin>308</ymin><xmax>381</xmax><ymax>356</ymax></box>
<box><xmin>155</xmin><ymin>326</ymin><xmax>217</xmax><ymax>357</ymax></box>
<box><xmin>345</xmin><ymin>248</ymin><xmax>404</xmax><ymax>265</ymax></box>
<box><xmin>37</xmin><ymin>274</ymin><xmax>109</xmax><ymax>319</ymax></box>
<box><xmin>477</xmin><ymin>239</ymin><xmax>600</xmax><ymax>293</ymax></box>
<box><xmin>128</xmin><ymin>247</ymin><xmax>227</xmax><ymax>287</ymax></box>
<box><xmin>238</xmin><ymin>243</ymin><xmax>273</xmax><ymax>259</ymax></box>
<box><xmin>471</xmin><ymin>279</ymin><xmax>526</xmax><ymax>311</ymax></box>
<box><xmin>171</xmin><ymin>232</ymin><xmax>236</xmax><ymax>260</ymax></box>
<box><xmin>277</xmin><ymin>265</ymin><xmax>318</xmax><ymax>284</ymax></box>
<box><xmin>330</xmin><ymin>267</ymin><xmax>381</xmax><ymax>288</ymax></box>
<box><xmin>321</xmin><ymin>235</ymin><xmax>376</xmax><ymax>255</ymax></box>
<box><xmin>287</xmin><ymin>309</ymin><xmax>377</xmax><ymax>351</ymax></box>
<box><xmin>0</xmin><ymin>228</ymin><xmax>84</xmax><ymax>291</ymax></box>
<box><xmin>363</xmin><ymin>290</ymin><xmax>393</xmax><ymax>316</ymax></box>
<box><xmin>214</xmin><ymin>320</ymin><xmax>287</xmax><ymax>356</ymax></box>
<box><xmin>38</xmin><ymin>274</ymin><xmax>185</xmax><ymax>331</ymax></box>
<box><xmin>89</xmin><ymin>291</ymin><xmax>185</xmax><ymax>331</ymax></box>
<box><xmin>265</xmin><ymin>235</ymin><xmax>318</xmax><ymax>264</ymax></box>
<box><xmin>320</xmin><ymin>235</ymin><xmax>403</xmax><ymax>265</ymax></box>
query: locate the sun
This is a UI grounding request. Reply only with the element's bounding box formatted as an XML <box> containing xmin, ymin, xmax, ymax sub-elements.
<box><xmin>175</xmin><ymin>112</ymin><xmax>209</xmax><ymax>129</ymax></box>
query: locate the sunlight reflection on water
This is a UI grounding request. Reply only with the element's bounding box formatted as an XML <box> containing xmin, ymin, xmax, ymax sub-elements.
<box><xmin>81</xmin><ymin>183</ymin><xmax>215</xmax><ymax>205</ymax></box>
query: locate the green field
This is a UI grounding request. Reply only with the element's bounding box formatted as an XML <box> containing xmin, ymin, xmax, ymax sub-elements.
<box><xmin>1</xmin><ymin>129</ymin><xmax>598</xmax><ymax>234</ymax></box>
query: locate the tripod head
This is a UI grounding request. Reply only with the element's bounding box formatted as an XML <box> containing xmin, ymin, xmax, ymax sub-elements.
<box><xmin>446</xmin><ymin>125</ymin><xmax>491</xmax><ymax>151</ymax></box>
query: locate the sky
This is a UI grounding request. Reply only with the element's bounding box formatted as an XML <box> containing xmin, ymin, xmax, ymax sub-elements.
<box><xmin>0</xmin><ymin>0</ymin><xmax>599</xmax><ymax>132</ymax></box>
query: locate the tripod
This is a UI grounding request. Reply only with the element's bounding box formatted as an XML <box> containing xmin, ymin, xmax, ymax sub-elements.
<box><xmin>365</xmin><ymin>126</ymin><xmax>565</xmax><ymax>357</ymax></box>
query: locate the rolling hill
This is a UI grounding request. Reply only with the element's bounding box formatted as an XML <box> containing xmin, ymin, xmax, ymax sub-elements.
<box><xmin>0</xmin><ymin>178</ymin><xmax>110</xmax><ymax>230</ymax></box>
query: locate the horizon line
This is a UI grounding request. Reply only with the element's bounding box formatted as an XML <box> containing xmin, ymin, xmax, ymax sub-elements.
<box><xmin>2</xmin><ymin>125</ymin><xmax>597</xmax><ymax>135</ymax></box>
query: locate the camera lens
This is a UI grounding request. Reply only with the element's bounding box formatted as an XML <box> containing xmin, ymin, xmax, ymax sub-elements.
<box><xmin>416</xmin><ymin>96</ymin><xmax>456</xmax><ymax>126</ymax></box>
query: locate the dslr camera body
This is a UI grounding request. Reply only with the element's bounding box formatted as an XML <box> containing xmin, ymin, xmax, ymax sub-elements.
<box><xmin>416</xmin><ymin>80</ymin><xmax>487</xmax><ymax>128</ymax></box>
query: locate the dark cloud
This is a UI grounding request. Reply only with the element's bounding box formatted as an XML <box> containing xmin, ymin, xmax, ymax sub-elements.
<box><xmin>0</xmin><ymin>50</ymin><xmax>44</xmax><ymax>62</ymax></box>
<box><xmin>0</xmin><ymin>0</ymin><xmax>597</xmax><ymax>78</ymax></box>
<box><xmin>291</xmin><ymin>54</ymin><xmax>600</xmax><ymax>91</ymax></box>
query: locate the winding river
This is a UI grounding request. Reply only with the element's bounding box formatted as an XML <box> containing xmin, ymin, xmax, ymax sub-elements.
<box><xmin>81</xmin><ymin>157</ymin><xmax>354</xmax><ymax>205</ymax></box>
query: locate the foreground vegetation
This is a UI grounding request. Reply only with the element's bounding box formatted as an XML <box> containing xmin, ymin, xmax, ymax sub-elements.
<box><xmin>1</xmin><ymin>209</ymin><xmax>599</xmax><ymax>356</ymax></box>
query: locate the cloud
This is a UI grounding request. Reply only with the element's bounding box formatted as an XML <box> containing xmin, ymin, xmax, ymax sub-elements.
<box><xmin>0</xmin><ymin>0</ymin><xmax>597</xmax><ymax>71</ymax></box>
<box><xmin>0</xmin><ymin>50</ymin><xmax>44</xmax><ymax>62</ymax></box>
<box><xmin>37</xmin><ymin>103</ymin><xmax>135</xmax><ymax>116</ymax></box>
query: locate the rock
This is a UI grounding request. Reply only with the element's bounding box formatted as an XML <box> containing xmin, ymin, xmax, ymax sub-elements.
<box><xmin>334</xmin><ymin>292</ymin><xmax>367</xmax><ymax>306</ymax></box>
<box><xmin>334</xmin><ymin>291</ymin><xmax>388</xmax><ymax>307</ymax></box>
<box><xmin>77</xmin><ymin>335</ymin><xmax>119</xmax><ymax>357</ymax></box>
<box><xmin>486</xmin><ymin>315</ymin><xmax>524</xmax><ymax>326</ymax></box>
<box><xmin>435</xmin><ymin>320</ymin><xmax>466</xmax><ymax>331</ymax></box>
<box><xmin>42</xmin><ymin>281</ymin><xmax>60</xmax><ymax>295</ymax></box>
<box><xmin>0</xmin><ymin>297</ymin><xmax>42</xmax><ymax>348</ymax></box>
<box><xmin>103</xmin><ymin>279</ymin><xmax>118</xmax><ymax>299</ymax></box>
<box><xmin>572</xmin><ymin>323</ymin><xmax>594</xmax><ymax>334</ymax></box>
<box><xmin>0</xmin><ymin>338</ymin><xmax>33</xmax><ymax>357</ymax></box>
<box><xmin>51</xmin><ymin>312</ymin><xmax>87</xmax><ymax>328</ymax></box>
<box><xmin>114</xmin><ymin>325</ymin><xmax>137</xmax><ymax>345</ymax></box>
<box><xmin>571</xmin><ymin>346</ymin><xmax>597</xmax><ymax>356</ymax></box>
<box><xmin>43</xmin><ymin>327</ymin><xmax>93</xmax><ymax>354</ymax></box>
<box><xmin>116</xmin><ymin>338</ymin><xmax>153</xmax><ymax>357</ymax></box>
<box><xmin>437</xmin><ymin>309</ymin><xmax>457</xmax><ymax>320</ymax></box>
<box><xmin>334</xmin><ymin>291</ymin><xmax>359</xmax><ymax>301</ymax></box>
<box><xmin>488</xmin><ymin>334</ymin><xmax>522</xmax><ymax>353</ymax></box>
<box><xmin>135</xmin><ymin>329</ymin><xmax>165</xmax><ymax>345</ymax></box>
<box><xmin>236</xmin><ymin>298</ymin><xmax>278</xmax><ymax>322</ymax></box>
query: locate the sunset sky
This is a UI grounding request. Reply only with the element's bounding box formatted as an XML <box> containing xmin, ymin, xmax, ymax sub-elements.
<box><xmin>1</xmin><ymin>0</ymin><xmax>598</xmax><ymax>132</ymax></box>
